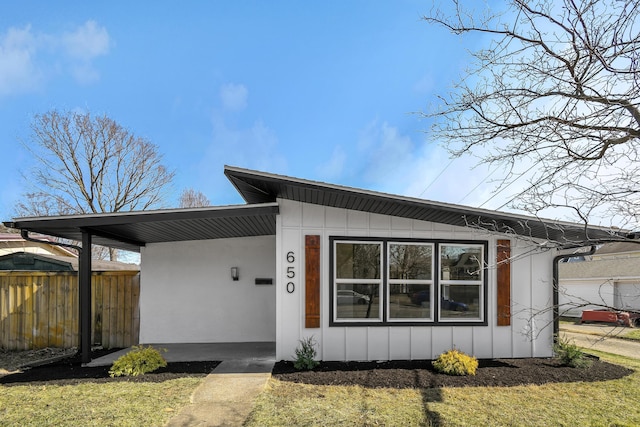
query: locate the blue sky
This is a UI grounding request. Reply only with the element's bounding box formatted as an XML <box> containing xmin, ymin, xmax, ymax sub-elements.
<box><xmin>0</xmin><ymin>1</ymin><xmax>508</xmax><ymax>221</ymax></box>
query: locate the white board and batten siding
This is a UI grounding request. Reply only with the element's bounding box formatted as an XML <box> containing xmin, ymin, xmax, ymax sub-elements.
<box><xmin>276</xmin><ymin>198</ymin><xmax>554</xmax><ymax>361</ymax></box>
<box><xmin>139</xmin><ymin>235</ymin><xmax>276</xmax><ymax>344</ymax></box>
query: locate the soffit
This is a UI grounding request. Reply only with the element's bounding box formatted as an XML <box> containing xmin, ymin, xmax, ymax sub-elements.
<box><xmin>224</xmin><ymin>166</ymin><xmax>622</xmax><ymax>244</ymax></box>
<box><xmin>6</xmin><ymin>203</ymin><xmax>279</xmax><ymax>252</ymax></box>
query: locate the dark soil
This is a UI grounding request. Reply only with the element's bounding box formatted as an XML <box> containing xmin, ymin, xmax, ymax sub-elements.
<box><xmin>0</xmin><ymin>349</ymin><xmax>220</xmax><ymax>387</ymax></box>
<box><xmin>272</xmin><ymin>357</ymin><xmax>634</xmax><ymax>389</ymax></box>
<box><xmin>1</xmin><ymin>348</ymin><xmax>634</xmax><ymax>390</ymax></box>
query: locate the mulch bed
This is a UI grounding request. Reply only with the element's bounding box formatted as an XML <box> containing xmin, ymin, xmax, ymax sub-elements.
<box><xmin>0</xmin><ymin>349</ymin><xmax>220</xmax><ymax>387</ymax></box>
<box><xmin>1</xmin><ymin>349</ymin><xmax>634</xmax><ymax>389</ymax></box>
<box><xmin>272</xmin><ymin>357</ymin><xmax>634</xmax><ymax>389</ymax></box>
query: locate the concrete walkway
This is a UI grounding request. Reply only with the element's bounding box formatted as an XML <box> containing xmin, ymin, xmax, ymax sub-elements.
<box><xmin>560</xmin><ymin>323</ymin><xmax>640</xmax><ymax>359</ymax></box>
<box><xmin>88</xmin><ymin>343</ymin><xmax>276</xmax><ymax>426</ymax></box>
<box><xmin>165</xmin><ymin>359</ymin><xmax>274</xmax><ymax>427</ymax></box>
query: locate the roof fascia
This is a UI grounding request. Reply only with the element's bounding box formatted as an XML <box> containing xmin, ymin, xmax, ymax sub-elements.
<box><xmin>6</xmin><ymin>203</ymin><xmax>279</xmax><ymax>229</ymax></box>
<box><xmin>223</xmin><ymin>165</ymin><xmax>621</xmax><ymax>238</ymax></box>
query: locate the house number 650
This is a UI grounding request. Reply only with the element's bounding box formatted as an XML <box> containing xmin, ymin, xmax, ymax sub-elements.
<box><xmin>286</xmin><ymin>251</ymin><xmax>295</xmax><ymax>293</ymax></box>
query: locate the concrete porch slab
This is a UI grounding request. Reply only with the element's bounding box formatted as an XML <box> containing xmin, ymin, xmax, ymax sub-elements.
<box><xmin>86</xmin><ymin>342</ymin><xmax>276</xmax><ymax>368</ymax></box>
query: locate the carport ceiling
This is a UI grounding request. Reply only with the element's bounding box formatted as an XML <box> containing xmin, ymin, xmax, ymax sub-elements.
<box><xmin>5</xmin><ymin>203</ymin><xmax>279</xmax><ymax>252</ymax></box>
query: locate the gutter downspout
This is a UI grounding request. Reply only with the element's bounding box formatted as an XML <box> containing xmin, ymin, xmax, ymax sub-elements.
<box><xmin>552</xmin><ymin>245</ymin><xmax>597</xmax><ymax>340</ymax></box>
<box><xmin>18</xmin><ymin>229</ymin><xmax>92</xmax><ymax>364</ymax></box>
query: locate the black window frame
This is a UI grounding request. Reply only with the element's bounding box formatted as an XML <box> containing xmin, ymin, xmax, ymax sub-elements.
<box><xmin>329</xmin><ymin>236</ymin><xmax>488</xmax><ymax>327</ymax></box>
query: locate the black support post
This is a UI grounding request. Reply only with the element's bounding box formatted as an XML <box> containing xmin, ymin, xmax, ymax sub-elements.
<box><xmin>79</xmin><ymin>231</ymin><xmax>92</xmax><ymax>364</ymax></box>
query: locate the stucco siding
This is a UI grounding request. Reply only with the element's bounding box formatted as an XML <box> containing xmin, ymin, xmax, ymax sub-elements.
<box><xmin>139</xmin><ymin>236</ymin><xmax>276</xmax><ymax>344</ymax></box>
<box><xmin>276</xmin><ymin>199</ymin><xmax>554</xmax><ymax>361</ymax></box>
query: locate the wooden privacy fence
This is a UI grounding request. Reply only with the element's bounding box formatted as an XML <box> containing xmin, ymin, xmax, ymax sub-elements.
<box><xmin>0</xmin><ymin>271</ymin><xmax>140</xmax><ymax>350</ymax></box>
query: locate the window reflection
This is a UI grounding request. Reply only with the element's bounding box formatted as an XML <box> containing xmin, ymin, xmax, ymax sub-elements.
<box><xmin>389</xmin><ymin>283</ymin><xmax>431</xmax><ymax>319</ymax></box>
<box><xmin>336</xmin><ymin>284</ymin><xmax>380</xmax><ymax>319</ymax></box>
<box><xmin>440</xmin><ymin>245</ymin><xmax>482</xmax><ymax>281</ymax></box>
<box><xmin>389</xmin><ymin>244</ymin><xmax>432</xmax><ymax>280</ymax></box>
<box><xmin>440</xmin><ymin>284</ymin><xmax>481</xmax><ymax>319</ymax></box>
<box><xmin>336</xmin><ymin>243</ymin><xmax>381</xmax><ymax>279</ymax></box>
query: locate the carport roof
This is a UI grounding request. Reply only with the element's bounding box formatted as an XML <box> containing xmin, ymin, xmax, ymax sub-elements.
<box><xmin>4</xmin><ymin>203</ymin><xmax>279</xmax><ymax>252</ymax></box>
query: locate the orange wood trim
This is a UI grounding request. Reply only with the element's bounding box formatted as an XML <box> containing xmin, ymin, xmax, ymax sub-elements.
<box><xmin>497</xmin><ymin>239</ymin><xmax>511</xmax><ymax>326</ymax></box>
<box><xmin>305</xmin><ymin>235</ymin><xmax>321</xmax><ymax>328</ymax></box>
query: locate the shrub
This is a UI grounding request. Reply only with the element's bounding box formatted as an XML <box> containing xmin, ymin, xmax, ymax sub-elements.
<box><xmin>554</xmin><ymin>336</ymin><xmax>592</xmax><ymax>368</ymax></box>
<box><xmin>109</xmin><ymin>345</ymin><xmax>167</xmax><ymax>377</ymax></box>
<box><xmin>293</xmin><ymin>336</ymin><xmax>319</xmax><ymax>370</ymax></box>
<box><xmin>432</xmin><ymin>349</ymin><xmax>478</xmax><ymax>376</ymax></box>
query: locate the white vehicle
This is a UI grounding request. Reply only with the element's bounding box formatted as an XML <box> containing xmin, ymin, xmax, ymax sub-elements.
<box><xmin>337</xmin><ymin>290</ymin><xmax>370</xmax><ymax>305</ymax></box>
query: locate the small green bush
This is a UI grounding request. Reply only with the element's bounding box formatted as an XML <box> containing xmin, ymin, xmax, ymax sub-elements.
<box><xmin>109</xmin><ymin>345</ymin><xmax>167</xmax><ymax>377</ymax></box>
<box><xmin>432</xmin><ymin>349</ymin><xmax>478</xmax><ymax>376</ymax></box>
<box><xmin>293</xmin><ymin>336</ymin><xmax>319</xmax><ymax>370</ymax></box>
<box><xmin>554</xmin><ymin>336</ymin><xmax>592</xmax><ymax>368</ymax></box>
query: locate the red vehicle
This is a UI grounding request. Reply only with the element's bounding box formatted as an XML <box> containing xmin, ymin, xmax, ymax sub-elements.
<box><xmin>581</xmin><ymin>309</ymin><xmax>640</xmax><ymax>327</ymax></box>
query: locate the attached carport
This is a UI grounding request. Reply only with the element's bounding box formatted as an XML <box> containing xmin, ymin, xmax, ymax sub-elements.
<box><xmin>3</xmin><ymin>203</ymin><xmax>279</xmax><ymax>363</ymax></box>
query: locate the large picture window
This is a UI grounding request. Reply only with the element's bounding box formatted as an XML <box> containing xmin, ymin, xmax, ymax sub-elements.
<box><xmin>331</xmin><ymin>237</ymin><xmax>487</xmax><ymax>326</ymax></box>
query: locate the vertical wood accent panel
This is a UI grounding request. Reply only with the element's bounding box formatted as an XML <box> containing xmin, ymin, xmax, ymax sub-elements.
<box><xmin>497</xmin><ymin>239</ymin><xmax>511</xmax><ymax>326</ymax></box>
<box><xmin>305</xmin><ymin>235</ymin><xmax>321</xmax><ymax>328</ymax></box>
<box><xmin>0</xmin><ymin>271</ymin><xmax>139</xmax><ymax>350</ymax></box>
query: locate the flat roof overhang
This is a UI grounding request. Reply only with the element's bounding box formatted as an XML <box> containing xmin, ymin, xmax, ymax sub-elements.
<box><xmin>4</xmin><ymin>203</ymin><xmax>279</xmax><ymax>252</ymax></box>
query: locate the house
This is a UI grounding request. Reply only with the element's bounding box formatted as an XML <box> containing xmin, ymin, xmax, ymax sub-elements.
<box><xmin>0</xmin><ymin>251</ymin><xmax>140</xmax><ymax>271</ymax></box>
<box><xmin>3</xmin><ymin>166</ymin><xmax>625</xmax><ymax>362</ymax></box>
<box><xmin>591</xmin><ymin>242</ymin><xmax>640</xmax><ymax>261</ymax></box>
<box><xmin>0</xmin><ymin>232</ymin><xmax>77</xmax><ymax>257</ymax></box>
<box><xmin>559</xmin><ymin>243</ymin><xmax>640</xmax><ymax>317</ymax></box>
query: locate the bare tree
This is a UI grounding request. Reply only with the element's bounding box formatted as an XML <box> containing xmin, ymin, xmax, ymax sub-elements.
<box><xmin>423</xmin><ymin>0</ymin><xmax>640</xmax><ymax>229</ymax></box>
<box><xmin>179</xmin><ymin>188</ymin><xmax>210</xmax><ymax>208</ymax></box>
<box><xmin>19</xmin><ymin>110</ymin><xmax>175</xmax><ymax>260</ymax></box>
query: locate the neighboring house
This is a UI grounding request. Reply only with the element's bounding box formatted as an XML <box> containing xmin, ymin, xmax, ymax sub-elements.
<box><xmin>0</xmin><ymin>251</ymin><xmax>140</xmax><ymax>271</ymax></box>
<box><xmin>0</xmin><ymin>232</ymin><xmax>77</xmax><ymax>257</ymax></box>
<box><xmin>4</xmin><ymin>166</ymin><xmax>626</xmax><ymax>362</ymax></box>
<box><xmin>559</xmin><ymin>243</ymin><xmax>640</xmax><ymax>317</ymax></box>
<box><xmin>0</xmin><ymin>252</ymin><xmax>75</xmax><ymax>271</ymax></box>
<box><xmin>590</xmin><ymin>242</ymin><xmax>640</xmax><ymax>261</ymax></box>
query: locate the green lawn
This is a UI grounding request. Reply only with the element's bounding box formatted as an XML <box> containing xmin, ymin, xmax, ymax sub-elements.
<box><xmin>2</xmin><ymin>352</ymin><xmax>639</xmax><ymax>426</ymax></box>
<box><xmin>624</xmin><ymin>329</ymin><xmax>640</xmax><ymax>341</ymax></box>
<box><xmin>0</xmin><ymin>377</ymin><xmax>202</xmax><ymax>427</ymax></box>
<box><xmin>559</xmin><ymin>317</ymin><xmax>640</xmax><ymax>342</ymax></box>
<box><xmin>246</xmin><ymin>352</ymin><xmax>640</xmax><ymax>427</ymax></box>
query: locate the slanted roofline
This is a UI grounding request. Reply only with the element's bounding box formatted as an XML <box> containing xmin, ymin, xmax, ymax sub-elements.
<box><xmin>4</xmin><ymin>166</ymin><xmax>629</xmax><ymax>251</ymax></box>
<box><xmin>224</xmin><ymin>165</ymin><xmax>623</xmax><ymax>244</ymax></box>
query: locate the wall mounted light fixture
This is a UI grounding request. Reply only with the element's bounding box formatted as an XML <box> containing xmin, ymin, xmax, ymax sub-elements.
<box><xmin>231</xmin><ymin>267</ymin><xmax>239</xmax><ymax>281</ymax></box>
